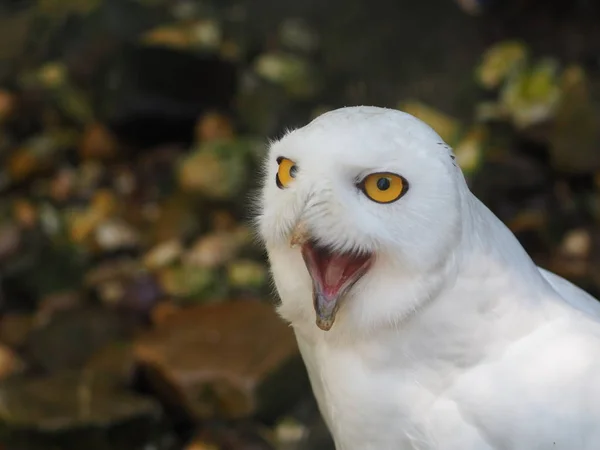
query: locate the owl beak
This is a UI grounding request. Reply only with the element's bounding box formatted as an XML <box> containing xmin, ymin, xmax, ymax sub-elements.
<box><xmin>290</xmin><ymin>221</ymin><xmax>310</xmax><ymax>248</ymax></box>
<box><xmin>298</xmin><ymin>239</ymin><xmax>373</xmax><ymax>331</ymax></box>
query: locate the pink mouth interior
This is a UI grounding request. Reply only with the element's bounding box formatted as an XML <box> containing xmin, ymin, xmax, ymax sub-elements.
<box><xmin>301</xmin><ymin>242</ymin><xmax>373</xmax><ymax>299</ymax></box>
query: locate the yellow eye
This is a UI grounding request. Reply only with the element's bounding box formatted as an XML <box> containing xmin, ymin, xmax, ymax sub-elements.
<box><xmin>360</xmin><ymin>172</ymin><xmax>408</xmax><ymax>204</ymax></box>
<box><xmin>276</xmin><ymin>157</ymin><xmax>298</xmax><ymax>189</ymax></box>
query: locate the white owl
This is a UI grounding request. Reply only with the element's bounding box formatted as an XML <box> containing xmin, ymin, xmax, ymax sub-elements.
<box><xmin>257</xmin><ymin>106</ymin><xmax>600</xmax><ymax>450</ymax></box>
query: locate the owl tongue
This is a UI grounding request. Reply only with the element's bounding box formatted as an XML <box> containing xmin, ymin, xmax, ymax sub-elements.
<box><xmin>301</xmin><ymin>242</ymin><xmax>373</xmax><ymax>331</ymax></box>
<box><xmin>317</xmin><ymin>250</ymin><xmax>369</xmax><ymax>296</ymax></box>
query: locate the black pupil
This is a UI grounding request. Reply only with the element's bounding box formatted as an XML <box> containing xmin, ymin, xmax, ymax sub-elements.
<box><xmin>377</xmin><ymin>177</ymin><xmax>391</xmax><ymax>190</ymax></box>
<box><xmin>289</xmin><ymin>165</ymin><xmax>298</xmax><ymax>177</ymax></box>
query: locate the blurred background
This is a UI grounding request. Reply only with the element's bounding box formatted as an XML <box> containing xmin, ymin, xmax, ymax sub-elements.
<box><xmin>0</xmin><ymin>0</ymin><xmax>599</xmax><ymax>448</ymax></box>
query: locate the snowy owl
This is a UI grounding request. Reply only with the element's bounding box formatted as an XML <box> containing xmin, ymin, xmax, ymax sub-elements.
<box><xmin>256</xmin><ymin>106</ymin><xmax>600</xmax><ymax>450</ymax></box>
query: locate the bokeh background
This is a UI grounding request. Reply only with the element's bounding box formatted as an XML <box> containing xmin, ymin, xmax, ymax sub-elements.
<box><xmin>0</xmin><ymin>0</ymin><xmax>600</xmax><ymax>448</ymax></box>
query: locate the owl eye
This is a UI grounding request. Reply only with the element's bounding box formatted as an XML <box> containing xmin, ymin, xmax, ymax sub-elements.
<box><xmin>359</xmin><ymin>172</ymin><xmax>408</xmax><ymax>204</ymax></box>
<box><xmin>276</xmin><ymin>157</ymin><xmax>298</xmax><ymax>189</ymax></box>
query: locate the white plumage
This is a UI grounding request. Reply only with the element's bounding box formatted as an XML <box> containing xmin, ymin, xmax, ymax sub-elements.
<box><xmin>256</xmin><ymin>106</ymin><xmax>600</xmax><ymax>450</ymax></box>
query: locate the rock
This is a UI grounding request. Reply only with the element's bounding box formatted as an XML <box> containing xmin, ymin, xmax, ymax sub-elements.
<box><xmin>6</xmin><ymin>132</ymin><xmax>78</xmax><ymax>184</ymax></box>
<box><xmin>550</xmin><ymin>65</ymin><xmax>600</xmax><ymax>173</ymax></box>
<box><xmin>73</xmin><ymin>161</ymin><xmax>107</xmax><ymax>199</ymax></box>
<box><xmin>84</xmin><ymin>258</ymin><xmax>142</xmax><ymax>288</ymax></box>
<box><xmin>91</xmin><ymin>189</ymin><xmax>120</xmax><ymax>216</ymax></box>
<box><xmin>37</xmin><ymin>0</ymin><xmax>101</xmax><ymax>20</ymax></box>
<box><xmin>236</xmin><ymin>73</ymin><xmax>292</xmax><ymax>137</ymax></box>
<box><xmin>292</xmin><ymin>417</ymin><xmax>335</xmax><ymax>450</ymax></box>
<box><xmin>150</xmin><ymin>301</ymin><xmax>181</xmax><ymax>327</ymax></box>
<box><xmin>96</xmin><ymin>281</ymin><xmax>126</xmax><ymax>307</ymax></box>
<box><xmin>507</xmin><ymin>210</ymin><xmax>547</xmax><ymax>235</ymax></box>
<box><xmin>0</xmin><ymin>313</ymin><xmax>34</xmax><ymax>349</ymax></box>
<box><xmin>0</xmin><ymin>371</ymin><xmax>164</xmax><ymax>450</ymax></box>
<box><xmin>134</xmin><ymin>300</ymin><xmax>308</xmax><ymax>421</ymax></box>
<box><xmin>157</xmin><ymin>264</ymin><xmax>219</xmax><ymax>300</ymax></box>
<box><xmin>143</xmin><ymin>239</ymin><xmax>183</xmax><ymax>271</ymax></box>
<box><xmin>6</xmin><ymin>147</ymin><xmax>42</xmax><ymax>182</ymax></box>
<box><xmin>50</xmin><ymin>167</ymin><xmax>76</xmax><ymax>203</ymax></box>
<box><xmin>84</xmin><ymin>341</ymin><xmax>136</xmax><ymax>388</ymax></box>
<box><xmin>35</xmin><ymin>290</ymin><xmax>83</xmax><ymax>327</ymax></box>
<box><xmin>190</xmin><ymin>423</ymin><xmax>275</xmax><ymax>450</ymax></box>
<box><xmin>186</xmin><ymin>440</ymin><xmax>219</xmax><ymax>450</ymax></box>
<box><xmin>93</xmin><ymin>217</ymin><xmax>140</xmax><ymax>253</ymax></box>
<box><xmin>178</xmin><ymin>139</ymin><xmax>257</xmax><ymax>200</ymax></box>
<box><xmin>121</xmin><ymin>273</ymin><xmax>164</xmax><ymax>314</ymax></box>
<box><xmin>453</xmin><ymin>0</ymin><xmax>493</xmax><ymax>15</ymax></box>
<box><xmin>26</xmin><ymin>307</ymin><xmax>129</xmax><ymax>373</ymax></box>
<box><xmin>85</xmin><ymin>260</ymin><xmax>163</xmax><ymax>312</ymax></box>
<box><xmin>141</xmin><ymin>19</ymin><xmax>223</xmax><ymax>52</ymax></box>
<box><xmin>560</xmin><ymin>228</ymin><xmax>592</xmax><ymax>259</ymax></box>
<box><xmin>151</xmin><ymin>195</ymin><xmax>200</xmax><ymax>243</ymax></box>
<box><xmin>499</xmin><ymin>57</ymin><xmax>562</xmax><ymax>130</ymax></box>
<box><xmin>140</xmin><ymin>24</ymin><xmax>191</xmax><ymax>50</ymax></box>
<box><xmin>184</xmin><ymin>230</ymin><xmax>248</xmax><ymax>269</ymax></box>
<box><xmin>476</xmin><ymin>40</ymin><xmax>528</xmax><ymax>90</ymax></box>
<box><xmin>227</xmin><ymin>259</ymin><xmax>268</xmax><ymax>290</ymax></box>
<box><xmin>253</xmin><ymin>52</ymin><xmax>320</xmax><ymax>100</ymax></box>
<box><xmin>0</xmin><ymin>344</ymin><xmax>24</xmax><ymax>381</ymax></box>
<box><xmin>31</xmin><ymin>61</ymin><xmax>67</xmax><ymax>88</ymax></box>
<box><xmin>0</xmin><ymin>222</ymin><xmax>21</xmax><ymax>263</ymax></box>
<box><xmin>543</xmin><ymin>255</ymin><xmax>589</xmax><ymax>281</ymax></box>
<box><xmin>79</xmin><ymin>122</ymin><xmax>119</xmax><ymax>160</ymax></box>
<box><xmin>0</xmin><ymin>89</ymin><xmax>16</xmax><ymax>123</ymax></box>
<box><xmin>67</xmin><ymin>189</ymin><xmax>119</xmax><ymax>244</ymax></box>
<box><xmin>210</xmin><ymin>210</ymin><xmax>237</xmax><ymax>231</ymax></box>
<box><xmin>113</xmin><ymin>166</ymin><xmax>137</xmax><ymax>196</ymax></box>
<box><xmin>453</xmin><ymin>125</ymin><xmax>487</xmax><ymax>176</ymax></box>
<box><xmin>0</xmin><ymin>228</ymin><xmax>85</xmax><ymax>309</ymax></box>
<box><xmin>37</xmin><ymin>202</ymin><xmax>63</xmax><ymax>237</ymax></box>
<box><xmin>0</xmin><ymin>6</ymin><xmax>33</xmax><ymax>64</ymax></box>
<box><xmin>469</xmin><ymin>152</ymin><xmax>551</xmax><ymax>225</ymax></box>
<box><xmin>133</xmin><ymin>146</ymin><xmax>181</xmax><ymax>199</ymax></box>
<box><xmin>274</xmin><ymin>417</ymin><xmax>309</xmax><ymax>450</ymax></box>
<box><xmin>195</xmin><ymin>111</ymin><xmax>235</xmax><ymax>143</ymax></box>
<box><xmin>278</xmin><ymin>18</ymin><xmax>319</xmax><ymax>54</ymax></box>
<box><xmin>13</xmin><ymin>198</ymin><xmax>38</xmax><ymax>229</ymax></box>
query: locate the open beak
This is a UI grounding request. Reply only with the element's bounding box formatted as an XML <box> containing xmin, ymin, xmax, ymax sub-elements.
<box><xmin>290</xmin><ymin>223</ymin><xmax>373</xmax><ymax>331</ymax></box>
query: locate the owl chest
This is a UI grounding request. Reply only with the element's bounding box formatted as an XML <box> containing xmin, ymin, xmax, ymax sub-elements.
<box><xmin>296</xmin><ymin>336</ymin><xmax>432</xmax><ymax>449</ymax></box>
<box><xmin>295</xmin><ymin>333</ymin><xmax>499</xmax><ymax>450</ymax></box>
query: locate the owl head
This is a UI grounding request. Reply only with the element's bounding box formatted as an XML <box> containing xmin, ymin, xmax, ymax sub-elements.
<box><xmin>257</xmin><ymin>106</ymin><xmax>469</xmax><ymax>336</ymax></box>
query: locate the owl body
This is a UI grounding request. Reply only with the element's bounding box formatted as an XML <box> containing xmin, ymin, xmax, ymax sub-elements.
<box><xmin>258</xmin><ymin>106</ymin><xmax>600</xmax><ymax>450</ymax></box>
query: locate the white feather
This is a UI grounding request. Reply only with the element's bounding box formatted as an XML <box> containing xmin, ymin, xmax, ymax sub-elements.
<box><xmin>257</xmin><ymin>106</ymin><xmax>600</xmax><ymax>450</ymax></box>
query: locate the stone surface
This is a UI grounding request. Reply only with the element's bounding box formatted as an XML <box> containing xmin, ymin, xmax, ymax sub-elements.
<box><xmin>143</xmin><ymin>239</ymin><xmax>183</xmax><ymax>271</ymax></box>
<box><xmin>274</xmin><ymin>417</ymin><xmax>309</xmax><ymax>450</ymax></box>
<box><xmin>35</xmin><ymin>290</ymin><xmax>83</xmax><ymax>327</ymax></box>
<box><xmin>26</xmin><ymin>307</ymin><xmax>129</xmax><ymax>373</ymax></box>
<box><xmin>178</xmin><ymin>139</ymin><xmax>256</xmax><ymax>200</ymax></box>
<box><xmin>79</xmin><ymin>122</ymin><xmax>119</xmax><ymax>160</ymax></box>
<box><xmin>0</xmin><ymin>370</ymin><xmax>164</xmax><ymax>450</ymax></box>
<box><xmin>190</xmin><ymin>422</ymin><xmax>275</xmax><ymax>450</ymax></box>
<box><xmin>195</xmin><ymin>112</ymin><xmax>234</xmax><ymax>143</ymax></box>
<box><xmin>84</xmin><ymin>341</ymin><xmax>136</xmax><ymax>388</ymax></box>
<box><xmin>0</xmin><ymin>313</ymin><xmax>34</xmax><ymax>349</ymax></box>
<box><xmin>0</xmin><ymin>343</ymin><xmax>24</xmax><ymax>381</ymax></box>
<box><xmin>0</xmin><ymin>222</ymin><xmax>21</xmax><ymax>263</ymax></box>
<box><xmin>150</xmin><ymin>301</ymin><xmax>181</xmax><ymax>327</ymax></box>
<box><xmin>293</xmin><ymin>417</ymin><xmax>335</xmax><ymax>450</ymax></box>
<box><xmin>134</xmin><ymin>299</ymin><xmax>308</xmax><ymax>421</ymax></box>
<box><xmin>183</xmin><ymin>227</ymin><xmax>252</xmax><ymax>269</ymax></box>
